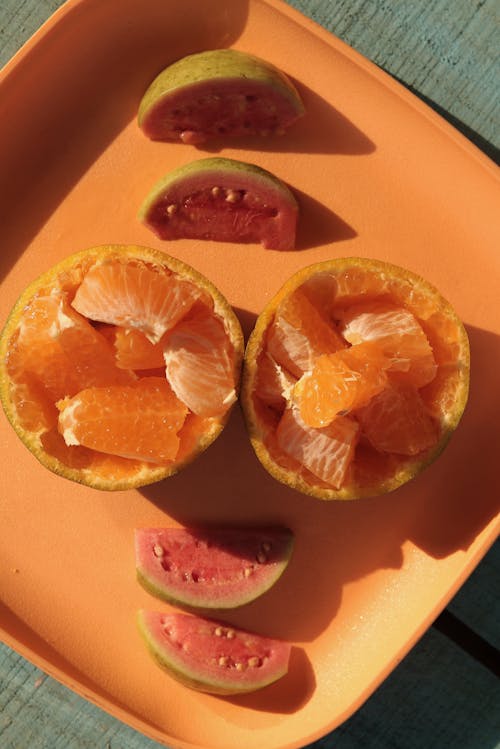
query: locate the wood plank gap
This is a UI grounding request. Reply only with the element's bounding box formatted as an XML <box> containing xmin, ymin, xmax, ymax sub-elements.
<box><xmin>433</xmin><ymin>609</ymin><xmax>500</xmax><ymax>678</ymax></box>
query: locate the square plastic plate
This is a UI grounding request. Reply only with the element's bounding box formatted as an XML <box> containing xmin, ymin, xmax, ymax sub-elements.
<box><xmin>1</xmin><ymin>1</ymin><xmax>499</xmax><ymax>748</ymax></box>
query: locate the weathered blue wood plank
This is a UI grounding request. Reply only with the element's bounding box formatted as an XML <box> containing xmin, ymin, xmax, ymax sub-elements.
<box><xmin>311</xmin><ymin>628</ymin><xmax>500</xmax><ymax>749</ymax></box>
<box><xmin>285</xmin><ymin>0</ymin><xmax>500</xmax><ymax>161</ymax></box>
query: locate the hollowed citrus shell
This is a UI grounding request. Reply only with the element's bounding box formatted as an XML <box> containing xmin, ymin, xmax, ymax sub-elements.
<box><xmin>240</xmin><ymin>257</ymin><xmax>470</xmax><ymax>500</ymax></box>
<box><xmin>0</xmin><ymin>245</ymin><xmax>244</xmax><ymax>490</ymax></box>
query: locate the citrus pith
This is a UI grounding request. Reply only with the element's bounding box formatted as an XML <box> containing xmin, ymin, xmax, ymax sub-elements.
<box><xmin>0</xmin><ymin>245</ymin><xmax>244</xmax><ymax>490</ymax></box>
<box><xmin>241</xmin><ymin>257</ymin><xmax>470</xmax><ymax>500</ymax></box>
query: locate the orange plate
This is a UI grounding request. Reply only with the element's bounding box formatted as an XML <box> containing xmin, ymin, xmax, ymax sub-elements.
<box><xmin>1</xmin><ymin>1</ymin><xmax>499</xmax><ymax>748</ymax></box>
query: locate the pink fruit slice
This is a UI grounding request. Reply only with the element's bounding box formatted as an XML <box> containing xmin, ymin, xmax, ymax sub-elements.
<box><xmin>137</xmin><ymin>610</ymin><xmax>291</xmax><ymax>694</ymax></box>
<box><xmin>138</xmin><ymin>48</ymin><xmax>305</xmax><ymax>144</ymax></box>
<box><xmin>138</xmin><ymin>157</ymin><xmax>298</xmax><ymax>250</ymax></box>
<box><xmin>135</xmin><ymin>526</ymin><xmax>294</xmax><ymax>609</ymax></box>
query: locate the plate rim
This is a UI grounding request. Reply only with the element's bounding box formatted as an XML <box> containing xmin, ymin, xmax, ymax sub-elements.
<box><xmin>1</xmin><ymin>1</ymin><xmax>499</xmax><ymax>748</ymax></box>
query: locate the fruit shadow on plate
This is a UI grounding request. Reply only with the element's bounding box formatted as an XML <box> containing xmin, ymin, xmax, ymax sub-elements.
<box><xmin>222</xmin><ymin>646</ymin><xmax>315</xmax><ymax>714</ymax></box>
<box><xmin>138</xmin><ymin>394</ymin><xmax>407</xmax><ymax>645</ymax></box>
<box><xmin>194</xmin><ymin>81</ymin><xmax>376</xmax><ymax>157</ymax></box>
<box><xmin>292</xmin><ymin>186</ymin><xmax>357</xmax><ymax>249</ymax></box>
<box><xmin>407</xmin><ymin>325</ymin><xmax>500</xmax><ymax>559</ymax></box>
<box><xmin>138</xmin><ymin>325</ymin><xmax>498</xmax><ymax>645</ymax></box>
<box><xmin>0</xmin><ymin>0</ymin><xmax>250</xmax><ymax>282</ymax></box>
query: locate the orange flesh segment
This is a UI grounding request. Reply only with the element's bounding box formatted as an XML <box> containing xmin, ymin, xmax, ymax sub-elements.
<box><xmin>294</xmin><ymin>341</ymin><xmax>389</xmax><ymax>428</ymax></box>
<box><xmin>6</xmin><ymin>293</ymin><xmax>135</xmax><ymax>400</ymax></box>
<box><xmin>164</xmin><ymin>305</ymin><xmax>237</xmax><ymax>417</ymax></box>
<box><xmin>9</xmin><ymin>380</ymin><xmax>58</xmax><ymax>432</ymax></box>
<box><xmin>275</xmin><ymin>408</ymin><xmax>359</xmax><ymax>488</ymax></box>
<box><xmin>355</xmin><ymin>383</ymin><xmax>438</xmax><ymax>456</ymax></box>
<box><xmin>255</xmin><ymin>352</ymin><xmax>296</xmax><ymax>410</ymax></box>
<box><xmin>57</xmin><ymin>377</ymin><xmax>188</xmax><ymax>463</ymax></box>
<box><xmin>340</xmin><ymin>302</ymin><xmax>437</xmax><ymax>388</ymax></box>
<box><xmin>333</xmin><ymin>267</ymin><xmax>389</xmax><ymax>306</ymax></box>
<box><xmin>109</xmin><ymin>326</ymin><xmax>166</xmax><ymax>370</ymax></box>
<box><xmin>71</xmin><ymin>261</ymin><xmax>202</xmax><ymax>344</ymax></box>
<box><xmin>266</xmin><ymin>288</ymin><xmax>346</xmax><ymax>377</ymax></box>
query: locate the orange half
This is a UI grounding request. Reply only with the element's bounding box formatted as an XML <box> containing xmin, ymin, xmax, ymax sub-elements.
<box><xmin>0</xmin><ymin>245</ymin><xmax>244</xmax><ymax>490</ymax></box>
<box><xmin>241</xmin><ymin>257</ymin><xmax>470</xmax><ymax>500</ymax></box>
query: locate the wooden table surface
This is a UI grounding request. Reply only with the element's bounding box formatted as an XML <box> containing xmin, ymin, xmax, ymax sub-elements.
<box><xmin>0</xmin><ymin>1</ymin><xmax>499</xmax><ymax>748</ymax></box>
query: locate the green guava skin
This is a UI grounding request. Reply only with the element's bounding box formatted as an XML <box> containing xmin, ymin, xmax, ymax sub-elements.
<box><xmin>138</xmin><ymin>48</ymin><xmax>305</xmax><ymax>138</ymax></box>
<box><xmin>138</xmin><ymin>156</ymin><xmax>299</xmax><ymax>250</ymax></box>
<box><xmin>137</xmin><ymin>610</ymin><xmax>290</xmax><ymax>695</ymax></box>
<box><xmin>138</xmin><ymin>156</ymin><xmax>298</xmax><ymax>220</ymax></box>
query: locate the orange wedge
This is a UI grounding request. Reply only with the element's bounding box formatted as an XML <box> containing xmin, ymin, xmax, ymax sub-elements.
<box><xmin>241</xmin><ymin>257</ymin><xmax>470</xmax><ymax>500</ymax></box>
<box><xmin>0</xmin><ymin>245</ymin><xmax>244</xmax><ymax>490</ymax></box>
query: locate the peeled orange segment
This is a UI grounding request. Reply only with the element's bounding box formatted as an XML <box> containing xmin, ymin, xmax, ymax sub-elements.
<box><xmin>254</xmin><ymin>352</ymin><xmax>296</xmax><ymax>411</ymax></box>
<box><xmin>294</xmin><ymin>342</ymin><xmax>390</xmax><ymax>428</ymax></box>
<box><xmin>57</xmin><ymin>378</ymin><xmax>187</xmax><ymax>463</ymax></box>
<box><xmin>108</xmin><ymin>327</ymin><xmax>166</xmax><ymax>370</ymax></box>
<box><xmin>355</xmin><ymin>384</ymin><xmax>438</xmax><ymax>456</ymax></box>
<box><xmin>9</xmin><ymin>380</ymin><xmax>58</xmax><ymax>433</ymax></box>
<box><xmin>266</xmin><ymin>287</ymin><xmax>346</xmax><ymax>378</ymax></box>
<box><xmin>6</xmin><ymin>292</ymin><xmax>135</xmax><ymax>401</ymax></box>
<box><xmin>241</xmin><ymin>257</ymin><xmax>470</xmax><ymax>500</ymax></box>
<box><xmin>137</xmin><ymin>611</ymin><xmax>291</xmax><ymax>695</ymax></box>
<box><xmin>340</xmin><ymin>302</ymin><xmax>437</xmax><ymax>388</ymax></box>
<box><xmin>0</xmin><ymin>245</ymin><xmax>244</xmax><ymax>490</ymax></box>
<box><xmin>138</xmin><ymin>48</ymin><xmax>305</xmax><ymax>144</ymax></box>
<box><xmin>72</xmin><ymin>260</ymin><xmax>202</xmax><ymax>344</ymax></box>
<box><xmin>163</xmin><ymin>304</ymin><xmax>238</xmax><ymax>417</ymax></box>
<box><xmin>138</xmin><ymin>157</ymin><xmax>298</xmax><ymax>251</ymax></box>
<box><xmin>275</xmin><ymin>408</ymin><xmax>359</xmax><ymax>489</ymax></box>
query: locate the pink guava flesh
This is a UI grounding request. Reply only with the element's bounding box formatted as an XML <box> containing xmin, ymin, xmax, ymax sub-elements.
<box><xmin>140</xmin><ymin>79</ymin><xmax>303</xmax><ymax>143</ymax></box>
<box><xmin>135</xmin><ymin>527</ymin><xmax>294</xmax><ymax>608</ymax></box>
<box><xmin>138</xmin><ymin>610</ymin><xmax>291</xmax><ymax>694</ymax></box>
<box><xmin>141</xmin><ymin>173</ymin><xmax>298</xmax><ymax>251</ymax></box>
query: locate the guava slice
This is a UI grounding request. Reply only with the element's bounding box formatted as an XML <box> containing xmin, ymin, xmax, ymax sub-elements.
<box><xmin>135</xmin><ymin>526</ymin><xmax>294</xmax><ymax>609</ymax></box>
<box><xmin>138</xmin><ymin>48</ymin><xmax>305</xmax><ymax>144</ymax></box>
<box><xmin>137</xmin><ymin>610</ymin><xmax>291</xmax><ymax>694</ymax></box>
<box><xmin>138</xmin><ymin>157</ymin><xmax>298</xmax><ymax>250</ymax></box>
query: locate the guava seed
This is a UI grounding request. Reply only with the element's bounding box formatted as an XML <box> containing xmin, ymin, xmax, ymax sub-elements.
<box><xmin>225</xmin><ymin>189</ymin><xmax>240</xmax><ymax>203</ymax></box>
<box><xmin>153</xmin><ymin>544</ymin><xmax>164</xmax><ymax>558</ymax></box>
<box><xmin>248</xmin><ymin>656</ymin><xmax>262</xmax><ymax>667</ymax></box>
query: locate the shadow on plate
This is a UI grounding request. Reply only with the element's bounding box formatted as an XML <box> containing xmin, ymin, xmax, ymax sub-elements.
<box><xmin>293</xmin><ymin>186</ymin><xmax>357</xmax><ymax>250</ymax></box>
<box><xmin>234</xmin><ymin>306</ymin><xmax>258</xmax><ymax>342</ymax></box>
<box><xmin>139</xmin><ymin>317</ymin><xmax>498</xmax><ymax>644</ymax></box>
<box><xmin>0</xmin><ymin>0</ymin><xmax>250</xmax><ymax>281</ymax></box>
<box><xmin>408</xmin><ymin>325</ymin><xmax>500</xmax><ymax>558</ymax></box>
<box><xmin>223</xmin><ymin>647</ymin><xmax>315</xmax><ymax>715</ymax></box>
<box><xmin>196</xmin><ymin>81</ymin><xmax>376</xmax><ymax>156</ymax></box>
